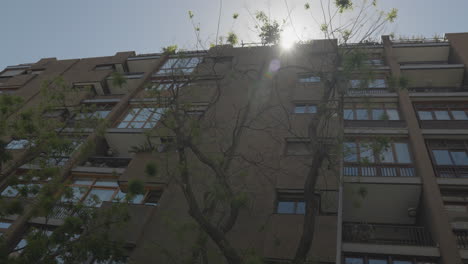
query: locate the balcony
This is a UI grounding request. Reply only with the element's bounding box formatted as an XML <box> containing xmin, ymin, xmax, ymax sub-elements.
<box><xmin>344</xmin><ymin>120</ymin><xmax>406</xmax><ymax>128</ymax></box>
<box><xmin>408</xmin><ymin>86</ymin><xmax>468</xmax><ymax>94</ymax></box>
<box><xmin>435</xmin><ymin>166</ymin><xmax>468</xmax><ymax>178</ymax></box>
<box><xmin>344</xmin><ymin>163</ymin><xmax>415</xmax><ymax>177</ymax></box>
<box><xmin>419</xmin><ymin>120</ymin><xmax>468</xmax><ymax>130</ymax></box>
<box><xmin>401</xmin><ymin>64</ymin><xmax>464</xmax><ymax>88</ymax></box>
<box><xmin>345</xmin><ymin>88</ymin><xmax>395</xmax><ymax>97</ymax></box>
<box><xmin>71</xmin><ymin>156</ymin><xmax>131</xmax><ymax>175</ymax></box>
<box><xmin>343</xmin><ymin>223</ymin><xmax>435</xmax><ymax>247</ymax></box>
<box><xmin>454</xmin><ymin>230</ymin><xmax>468</xmax><ymax>249</ymax></box>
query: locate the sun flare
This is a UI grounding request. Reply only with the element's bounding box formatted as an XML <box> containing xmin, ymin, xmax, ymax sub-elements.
<box><xmin>280</xmin><ymin>28</ymin><xmax>297</xmax><ymax>50</ymax></box>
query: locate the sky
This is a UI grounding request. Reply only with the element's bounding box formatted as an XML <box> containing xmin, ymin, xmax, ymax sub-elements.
<box><xmin>1</xmin><ymin>0</ymin><xmax>468</xmax><ymax>69</ymax></box>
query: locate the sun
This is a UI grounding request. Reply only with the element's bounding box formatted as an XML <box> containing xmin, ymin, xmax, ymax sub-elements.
<box><xmin>280</xmin><ymin>28</ymin><xmax>297</xmax><ymax>50</ymax></box>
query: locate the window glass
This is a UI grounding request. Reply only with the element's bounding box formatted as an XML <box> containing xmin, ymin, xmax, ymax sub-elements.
<box><xmin>394</xmin><ymin>143</ymin><xmax>411</xmax><ymax>163</ymax></box>
<box><xmin>372</xmin><ymin>109</ymin><xmax>385</xmax><ymax>120</ymax></box>
<box><xmin>84</xmin><ymin>189</ymin><xmax>115</xmax><ymax>207</ymax></box>
<box><xmin>343</xmin><ymin>143</ymin><xmax>358</xmax><ymax>162</ymax></box>
<box><xmin>359</xmin><ymin>143</ymin><xmax>374</xmax><ymax>163</ymax></box>
<box><xmin>1</xmin><ymin>186</ymin><xmax>18</xmax><ymax>197</ymax></box>
<box><xmin>432</xmin><ymin>150</ymin><xmax>453</xmax><ymax>165</ymax></box>
<box><xmin>344</xmin><ymin>257</ymin><xmax>364</xmax><ymax>264</ymax></box>
<box><xmin>298</xmin><ymin>75</ymin><xmax>320</xmax><ymax>83</ymax></box>
<box><xmin>0</xmin><ymin>222</ymin><xmax>11</xmax><ymax>229</ymax></box>
<box><xmin>369</xmin><ymin>79</ymin><xmax>386</xmax><ymax>88</ymax></box>
<box><xmin>380</xmin><ymin>146</ymin><xmax>394</xmax><ymax>163</ymax></box>
<box><xmin>294</xmin><ymin>105</ymin><xmax>306</xmax><ymax>114</ymax></box>
<box><xmin>277</xmin><ymin>201</ymin><xmax>295</xmax><ymax>214</ymax></box>
<box><xmin>73</xmin><ymin>179</ymin><xmax>94</xmax><ymax>185</ymax></box>
<box><xmin>451</xmin><ymin>151</ymin><xmax>468</xmax><ymax>166</ymax></box>
<box><xmin>356</xmin><ymin>109</ymin><xmax>369</xmax><ymax>120</ymax></box>
<box><xmin>386</xmin><ymin>109</ymin><xmax>400</xmax><ymax>120</ymax></box>
<box><xmin>434</xmin><ymin>110</ymin><xmax>450</xmax><ymax>120</ymax></box>
<box><xmin>452</xmin><ymin>111</ymin><xmax>468</xmax><ymax>120</ymax></box>
<box><xmin>296</xmin><ymin>202</ymin><xmax>306</xmax><ymax>214</ymax></box>
<box><xmin>393</xmin><ymin>261</ymin><xmax>412</xmax><ymax>264</ymax></box>
<box><xmin>350</xmin><ymin>80</ymin><xmax>361</xmax><ymax>89</ymax></box>
<box><xmin>113</xmin><ymin>190</ymin><xmax>144</xmax><ymax>204</ymax></box>
<box><xmin>307</xmin><ymin>105</ymin><xmax>317</xmax><ymax>113</ymax></box>
<box><xmin>418</xmin><ymin>111</ymin><xmax>433</xmax><ymax>120</ymax></box>
<box><xmin>369</xmin><ymin>260</ymin><xmax>388</xmax><ymax>264</ymax></box>
<box><xmin>344</xmin><ymin>109</ymin><xmax>354</xmax><ymax>120</ymax></box>
<box><xmin>94</xmin><ymin>180</ymin><xmax>119</xmax><ymax>187</ymax></box>
<box><xmin>0</xmin><ymin>69</ymin><xmax>25</xmax><ymax>77</ymax></box>
<box><xmin>6</xmin><ymin>139</ymin><xmax>29</xmax><ymax>150</ymax></box>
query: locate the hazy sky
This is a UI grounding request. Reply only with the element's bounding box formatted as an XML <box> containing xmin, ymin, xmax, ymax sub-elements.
<box><xmin>1</xmin><ymin>0</ymin><xmax>467</xmax><ymax>69</ymax></box>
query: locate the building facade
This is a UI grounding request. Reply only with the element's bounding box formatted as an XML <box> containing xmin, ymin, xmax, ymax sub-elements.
<box><xmin>0</xmin><ymin>33</ymin><xmax>468</xmax><ymax>264</ymax></box>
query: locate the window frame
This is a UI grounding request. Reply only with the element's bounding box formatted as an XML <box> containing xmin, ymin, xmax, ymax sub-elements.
<box><xmin>415</xmin><ymin>102</ymin><xmax>468</xmax><ymax>121</ymax></box>
<box><xmin>116</xmin><ymin>106</ymin><xmax>166</xmax><ymax>129</ymax></box>
<box><xmin>343</xmin><ymin>139</ymin><xmax>413</xmax><ymax>165</ymax></box>
<box><xmin>343</xmin><ymin>103</ymin><xmax>400</xmax><ymax>121</ymax></box>
<box><xmin>293</xmin><ymin>103</ymin><xmax>318</xmax><ymax>114</ymax></box>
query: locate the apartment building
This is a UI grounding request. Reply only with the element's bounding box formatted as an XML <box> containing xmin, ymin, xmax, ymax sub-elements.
<box><xmin>0</xmin><ymin>33</ymin><xmax>468</xmax><ymax>264</ymax></box>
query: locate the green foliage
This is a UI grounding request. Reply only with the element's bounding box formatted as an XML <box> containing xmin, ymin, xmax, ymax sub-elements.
<box><xmin>227</xmin><ymin>32</ymin><xmax>238</xmax><ymax>45</ymax></box>
<box><xmin>111</xmin><ymin>72</ymin><xmax>127</xmax><ymax>89</ymax></box>
<box><xmin>128</xmin><ymin>179</ymin><xmax>145</xmax><ymax>195</ymax></box>
<box><xmin>320</xmin><ymin>24</ymin><xmax>328</xmax><ymax>33</ymax></box>
<box><xmin>386</xmin><ymin>8</ymin><xmax>398</xmax><ymax>22</ymax></box>
<box><xmin>232</xmin><ymin>13</ymin><xmax>239</xmax><ymax>19</ymax></box>
<box><xmin>304</xmin><ymin>3</ymin><xmax>310</xmax><ymax>9</ymax></box>
<box><xmin>145</xmin><ymin>161</ymin><xmax>158</xmax><ymax>177</ymax></box>
<box><xmin>255</xmin><ymin>11</ymin><xmax>282</xmax><ymax>45</ymax></box>
<box><xmin>335</xmin><ymin>0</ymin><xmax>353</xmax><ymax>13</ymax></box>
<box><xmin>162</xmin><ymin>45</ymin><xmax>178</xmax><ymax>55</ymax></box>
<box><xmin>188</xmin><ymin>10</ymin><xmax>194</xmax><ymax>19</ymax></box>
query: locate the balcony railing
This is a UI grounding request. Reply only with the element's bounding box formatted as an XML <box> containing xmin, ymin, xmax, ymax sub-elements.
<box><xmin>81</xmin><ymin>156</ymin><xmax>131</xmax><ymax>168</ymax></box>
<box><xmin>344</xmin><ymin>163</ymin><xmax>415</xmax><ymax>177</ymax></box>
<box><xmin>344</xmin><ymin>120</ymin><xmax>406</xmax><ymax>128</ymax></box>
<box><xmin>345</xmin><ymin>88</ymin><xmax>394</xmax><ymax>96</ymax></box>
<box><xmin>454</xmin><ymin>230</ymin><xmax>468</xmax><ymax>249</ymax></box>
<box><xmin>408</xmin><ymin>87</ymin><xmax>468</xmax><ymax>93</ymax></box>
<box><xmin>419</xmin><ymin>120</ymin><xmax>468</xmax><ymax>129</ymax></box>
<box><xmin>435</xmin><ymin>166</ymin><xmax>468</xmax><ymax>178</ymax></box>
<box><xmin>343</xmin><ymin>223</ymin><xmax>435</xmax><ymax>247</ymax></box>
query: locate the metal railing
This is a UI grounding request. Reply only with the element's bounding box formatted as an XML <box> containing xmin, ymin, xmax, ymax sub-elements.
<box><xmin>454</xmin><ymin>230</ymin><xmax>468</xmax><ymax>249</ymax></box>
<box><xmin>344</xmin><ymin>120</ymin><xmax>406</xmax><ymax>128</ymax></box>
<box><xmin>345</xmin><ymin>88</ymin><xmax>394</xmax><ymax>96</ymax></box>
<box><xmin>81</xmin><ymin>156</ymin><xmax>131</xmax><ymax>168</ymax></box>
<box><xmin>343</xmin><ymin>163</ymin><xmax>415</xmax><ymax>177</ymax></box>
<box><xmin>408</xmin><ymin>87</ymin><xmax>468</xmax><ymax>93</ymax></box>
<box><xmin>343</xmin><ymin>223</ymin><xmax>434</xmax><ymax>247</ymax></box>
<box><xmin>435</xmin><ymin>166</ymin><xmax>468</xmax><ymax>178</ymax></box>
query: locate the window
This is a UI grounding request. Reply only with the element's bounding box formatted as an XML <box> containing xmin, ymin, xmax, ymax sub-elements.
<box><xmin>276</xmin><ymin>191</ymin><xmax>305</xmax><ymax>215</ymax></box>
<box><xmin>293</xmin><ymin>104</ymin><xmax>317</xmax><ymax>114</ymax></box>
<box><xmin>113</xmin><ymin>190</ymin><xmax>144</xmax><ymax>204</ymax></box>
<box><xmin>364</xmin><ymin>59</ymin><xmax>384</xmax><ymax>66</ymax></box>
<box><xmin>94</xmin><ymin>64</ymin><xmax>114</xmax><ymax>70</ymax></box>
<box><xmin>285</xmin><ymin>139</ymin><xmax>311</xmax><ymax>155</ymax></box>
<box><xmin>345</xmin><ymin>257</ymin><xmax>364</xmax><ymax>264</ymax></box>
<box><xmin>154</xmin><ymin>56</ymin><xmax>203</xmax><ymax>76</ymax></box>
<box><xmin>344</xmin><ymin>103</ymin><xmax>400</xmax><ymax>121</ymax></box>
<box><xmin>343</xmin><ymin>140</ymin><xmax>412</xmax><ymax>164</ymax></box>
<box><xmin>146</xmin><ymin>81</ymin><xmax>187</xmax><ymax>92</ymax></box>
<box><xmin>62</xmin><ymin>178</ymin><xmax>120</xmax><ymax>207</ymax></box>
<box><xmin>298</xmin><ymin>74</ymin><xmax>320</xmax><ymax>83</ymax></box>
<box><xmin>117</xmin><ymin>107</ymin><xmax>166</xmax><ymax>129</ymax></box>
<box><xmin>350</xmin><ymin>79</ymin><xmax>386</xmax><ymax>89</ymax></box>
<box><xmin>0</xmin><ymin>221</ymin><xmax>12</xmax><ymax>236</ymax></box>
<box><xmin>415</xmin><ymin>103</ymin><xmax>468</xmax><ymax>121</ymax></box>
<box><xmin>1</xmin><ymin>183</ymin><xmax>42</xmax><ymax>198</ymax></box>
<box><xmin>6</xmin><ymin>139</ymin><xmax>30</xmax><ymax>150</ymax></box>
<box><xmin>75</xmin><ymin>104</ymin><xmax>113</xmax><ymax>121</ymax></box>
<box><xmin>344</xmin><ymin>255</ymin><xmax>437</xmax><ymax>264</ymax></box>
<box><xmin>432</xmin><ymin>150</ymin><xmax>468</xmax><ymax>166</ymax></box>
<box><xmin>0</xmin><ymin>69</ymin><xmax>26</xmax><ymax>77</ymax></box>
